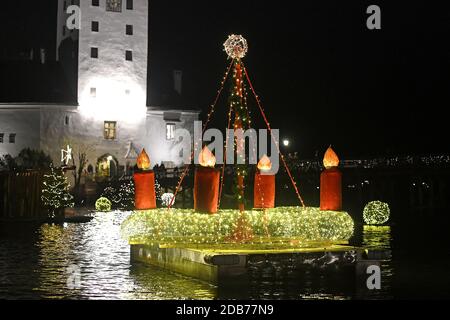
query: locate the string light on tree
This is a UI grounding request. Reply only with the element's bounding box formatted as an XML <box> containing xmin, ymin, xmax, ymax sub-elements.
<box><xmin>41</xmin><ymin>165</ymin><xmax>74</xmax><ymax>218</ymax></box>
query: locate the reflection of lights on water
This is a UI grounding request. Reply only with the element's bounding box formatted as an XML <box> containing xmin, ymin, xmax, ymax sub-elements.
<box><xmin>363</xmin><ymin>225</ymin><xmax>392</xmax><ymax>250</ymax></box>
<box><xmin>32</xmin><ymin>212</ymin><xmax>217</xmax><ymax>299</ymax></box>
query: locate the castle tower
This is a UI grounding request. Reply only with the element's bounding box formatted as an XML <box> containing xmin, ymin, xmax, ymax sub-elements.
<box><xmin>77</xmin><ymin>0</ymin><xmax>148</xmax><ymax>120</ymax></box>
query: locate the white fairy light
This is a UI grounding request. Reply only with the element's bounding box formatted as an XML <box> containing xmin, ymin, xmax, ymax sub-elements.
<box><xmin>223</xmin><ymin>34</ymin><xmax>248</xmax><ymax>59</ymax></box>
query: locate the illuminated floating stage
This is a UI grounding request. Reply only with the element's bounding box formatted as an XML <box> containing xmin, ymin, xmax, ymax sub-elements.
<box><xmin>120</xmin><ymin>207</ymin><xmax>372</xmax><ymax>284</ymax></box>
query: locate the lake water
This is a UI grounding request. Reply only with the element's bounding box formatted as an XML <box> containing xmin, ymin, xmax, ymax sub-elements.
<box><xmin>1</xmin><ymin>211</ymin><xmax>449</xmax><ymax>299</ymax></box>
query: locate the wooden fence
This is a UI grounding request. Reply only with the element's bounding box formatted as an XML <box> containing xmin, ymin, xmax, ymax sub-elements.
<box><xmin>0</xmin><ymin>170</ymin><xmax>45</xmax><ymax>221</ymax></box>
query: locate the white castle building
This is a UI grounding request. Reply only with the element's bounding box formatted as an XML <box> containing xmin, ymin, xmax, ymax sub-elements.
<box><xmin>0</xmin><ymin>0</ymin><xmax>199</xmax><ymax>178</ymax></box>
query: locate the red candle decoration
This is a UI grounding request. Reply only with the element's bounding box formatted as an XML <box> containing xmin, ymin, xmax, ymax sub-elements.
<box><xmin>254</xmin><ymin>155</ymin><xmax>275</xmax><ymax>209</ymax></box>
<box><xmin>133</xmin><ymin>149</ymin><xmax>157</xmax><ymax>210</ymax></box>
<box><xmin>194</xmin><ymin>146</ymin><xmax>220</xmax><ymax>213</ymax></box>
<box><xmin>320</xmin><ymin>146</ymin><xmax>342</xmax><ymax>211</ymax></box>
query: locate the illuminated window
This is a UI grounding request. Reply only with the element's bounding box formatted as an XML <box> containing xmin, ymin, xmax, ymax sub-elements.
<box><xmin>104</xmin><ymin>121</ymin><xmax>117</xmax><ymax>140</ymax></box>
<box><xmin>125</xmin><ymin>50</ymin><xmax>133</xmax><ymax>61</ymax></box>
<box><xmin>92</xmin><ymin>21</ymin><xmax>99</xmax><ymax>32</ymax></box>
<box><xmin>0</xmin><ymin>133</ymin><xmax>4</xmax><ymax>143</ymax></box>
<box><xmin>106</xmin><ymin>0</ymin><xmax>122</xmax><ymax>12</ymax></box>
<box><xmin>9</xmin><ymin>134</ymin><xmax>16</xmax><ymax>144</ymax></box>
<box><xmin>166</xmin><ymin>123</ymin><xmax>175</xmax><ymax>140</ymax></box>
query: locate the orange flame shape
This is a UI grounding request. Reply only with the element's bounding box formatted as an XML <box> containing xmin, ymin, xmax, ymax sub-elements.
<box><xmin>137</xmin><ymin>148</ymin><xmax>151</xmax><ymax>170</ymax></box>
<box><xmin>199</xmin><ymin>146</ymin><xmax>216</xmax><ymax>167</ymax></box>
<box><xmin>257</xmin><ymin>155</ymin><xmax>272</xmax><ymax>171</ymax></box>
<box><xmin>323</xmin><ymin>146</ymin><xmax>339</xmax><ymax>169</ymax></box>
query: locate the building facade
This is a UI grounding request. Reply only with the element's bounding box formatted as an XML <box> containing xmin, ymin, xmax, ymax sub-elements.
<box><xmin>0</xmin><ymin>0</ymin><xmax>199</xmax><ymax>178</ymax></box>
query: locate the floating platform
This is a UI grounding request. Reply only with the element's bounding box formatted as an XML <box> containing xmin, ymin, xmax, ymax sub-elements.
<box><xmin>130</xmin><ymin>243</ymin><xmax>372</xmax><ymax>285</ymax></box>
<box><xmin>122</xmin><ymin>207</ymin><xmax>383</xmax><ymax>285</ymax></box>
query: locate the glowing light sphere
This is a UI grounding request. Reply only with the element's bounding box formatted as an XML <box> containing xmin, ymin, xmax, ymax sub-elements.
<box><xmin>363</xmin><ymin>201</ymin><xmax>390</xmax><ymax>225</ymax></box>
<box><xmin>96</xmin><ymin>197</ymin><xmax>112</xmax><ymax>212</ymax></box>
<box><xmin>224</xmin><ymin>34</ymin><xmax>248</xmax><ymax>59</ymax></box>
<box><xmin>161</xmin><ymin>193</ymin><xmax>175</xmax><ymax>207</ymax></box>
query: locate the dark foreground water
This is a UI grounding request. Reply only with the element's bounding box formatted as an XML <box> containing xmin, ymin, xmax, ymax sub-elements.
<box><xmin>1</xmin><ymin>211</ymin><xmax>450</xmax><ymax>300</ymax></box>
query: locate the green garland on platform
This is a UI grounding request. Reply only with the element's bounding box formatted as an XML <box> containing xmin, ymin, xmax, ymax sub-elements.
<box><xmin>121</xmin><ymin>207</ymin><xmax>354</xmax><ymax>246</ymax></box>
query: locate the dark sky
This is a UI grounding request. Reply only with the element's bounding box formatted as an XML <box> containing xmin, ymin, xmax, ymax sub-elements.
<box><xmin>1</xmin><ymin>1</ymin><xmax>449</xmax><ymax>158</ymax></box>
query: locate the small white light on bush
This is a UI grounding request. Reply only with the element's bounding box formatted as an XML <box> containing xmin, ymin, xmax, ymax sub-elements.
<box><xmin>363</xmin><ymin>201</ymin><xmax>390</xmax><ymax>225</ymax></box>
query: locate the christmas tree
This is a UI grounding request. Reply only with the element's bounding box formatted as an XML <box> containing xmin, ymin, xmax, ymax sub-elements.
<box><xmin>41</xmin><ymin>165</ymin><xmax>75</xmax><ymax>218</ymax></box>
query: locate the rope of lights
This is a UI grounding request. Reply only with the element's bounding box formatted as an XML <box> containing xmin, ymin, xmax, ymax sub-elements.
<box><xmin>242</xmin><ymin>63</ymin><xmax>306</xmax><ymax>208</ymax></box>
<box><xmin>168</xmin><ymin>60</ymin><xmax>234</xmax><ymax>209</ymax></box>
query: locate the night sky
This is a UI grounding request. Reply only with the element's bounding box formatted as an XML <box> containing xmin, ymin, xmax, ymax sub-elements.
<box><xmin>1</xmin><ymin>1</ymin><xmax>449</xmax><ymax>158</ymax></box>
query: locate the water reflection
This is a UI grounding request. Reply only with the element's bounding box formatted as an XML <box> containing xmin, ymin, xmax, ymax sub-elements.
<box><xmin>0</xmin><ymin>212</ymin><xmax>396</xmax><ymax>300</ymax></box>
<box><xmin>362</xmin><ymin>225</ymin><xmax>392</xmax><ymax>250</ymax></box>
<box><xmin>1</xmin><ymin>212</ymin><xmax>215</xmax><ymax>300</ymax></box>
<box><xmin>360</xmin><ymin>225</ymin><xmax>393</xmax><ymax>299</ymax></box>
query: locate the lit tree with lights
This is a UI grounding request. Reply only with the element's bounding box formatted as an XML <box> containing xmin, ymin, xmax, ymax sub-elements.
<box><xmin>41</xmin><ymin>165</ymin><xmax>75</xmax><ymax>218</ymax></box>
<box><xmin>223</xmin><ymin>35</ymin><xmax>253</xmax><ymax>211</ymax></box>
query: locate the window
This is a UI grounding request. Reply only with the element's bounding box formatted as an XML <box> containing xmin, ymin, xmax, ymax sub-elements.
<box><xmin>90</xmin><ymin>87</ymin><xmax>97</xmax><ymax>97</ymax></box>
<box><xmin>126</xmin><ymin>24</ymin><xmax>133</xmax><ymax>35</ymax></box>
<box><xmin>106</xmin><ymin>0</ymin><xmax>122</xmax><ymax>12</ymax></box>
<box><xmin>65</xmin><ymin>115</ymin><xmax>70</xmax><ymax>126</ymax></box>
<box><xmin>126</xmin><ymin>0</ymin><xmax>133</xmax><ymax>10</ymax></box>
<box><xmin>125</xmin><ymin>89</ymin><xmax>130</xmax><ymax>95</ymax></box>
<box><xmin>125</xmin><ymin>50</ymin><xmax>132</xmax><ymax>61</ymax></box>
<box><xmin>91</xmin><ymin>47</ymin><xmax>98</xmax><ymax>58</ymax></box>
<box><xmin>104</xmin><ymin>121</ymin><xmax>117</xmax><ymax>140</ymax></box>
<box><xmin>63</xmin><ymin>1</ymin><xmax>67</xmax><ymax>11</ymax></box>
<box><xmin>92</xmin><ymin>0</ymin><xmax>99</xmax><ymax>6</ymax></box>
<box><xmin>92</xmin><ymin>21</ymin><xmax>99</xmax><ymax>32</ymax></box>
<box><xmin>62</xmin><ymin>26</ymin><xmax>66</xmax><ymax>36</ymax></box>
<box><xmin>166</xmin><ymin>123</ymin><xmax>175</xmax><ymax>140</ymax></box>
<box><xmin>9</xmin><ymin>134</ymin><xmax>16</xmax><ymax>144</ymax></box>
<box><xmin>0</xmin><ymin>133</ymin><xmax>4</xmax><ymax>143</ymax></box>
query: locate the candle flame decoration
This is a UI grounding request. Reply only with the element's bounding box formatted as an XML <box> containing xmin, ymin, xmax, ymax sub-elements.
<box><xmin>137</xmin><ymin>148</ymin><xmax>151</xmax><ymax>170</ymax></box>
<box><xmin>323</xmin><ymin>146</ymin><xmax>339</xmax><ymax>169</ymax></box>
<box><xmin>199</xmin><ymin>146</ymin><xmax>216</xmax><ymax>168</ymax></box>
<box><xmin>257</xmin><ymin>155</ymin><xmax>272</xmax><ymax>171</ymax></box>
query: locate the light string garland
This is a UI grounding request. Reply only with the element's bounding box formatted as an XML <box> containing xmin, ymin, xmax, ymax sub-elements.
<box><xmin>218</xmin><ymin>100</ymin><xmax>234</xmax><ymax>206</ymax></box>
<box><xmin>242</xmin><ymin>62</ymin><xmax>306</xmax><ymax>208</ymax></box>
<box><xmin>170</xmin><ymin>35</ymin><xmax>306</xmax><ymax>210</ymax></box>
<box><xmin>121</xmin><ymin>207</ymin><xmax>354</xmax><ymax>246</ymax></box>
<box><xmin>168</xmin><ymin>60</ymin><xmax>234</xmax><ymax>209</ymax></box>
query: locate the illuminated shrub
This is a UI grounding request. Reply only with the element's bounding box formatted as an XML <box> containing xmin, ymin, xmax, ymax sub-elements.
<box><xmin>363</xmin><ymin>201</ymin><xmax>390</xmax><ymax>225</ymax></box>
<box><xmin>95</xmin><ymin>197</ymin><xmax>112</xmax><ymax>212</ymax></box>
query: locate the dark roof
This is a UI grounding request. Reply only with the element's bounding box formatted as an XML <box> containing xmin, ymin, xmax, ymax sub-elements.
<box><xmin>0</xmin><ymin>61</ymin><xmax>77</xmax><ymax>104</ymax></box>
